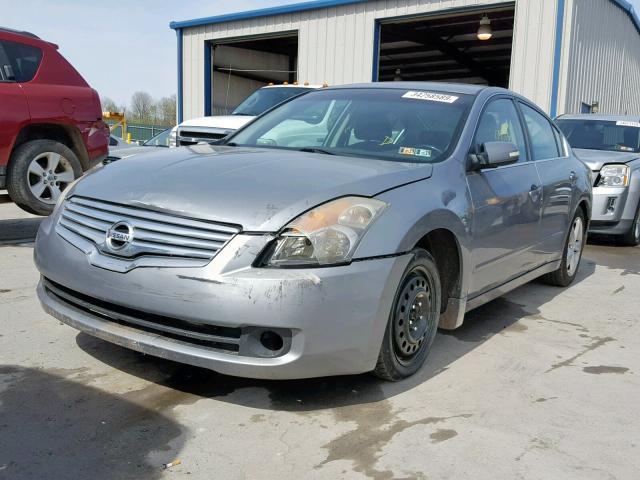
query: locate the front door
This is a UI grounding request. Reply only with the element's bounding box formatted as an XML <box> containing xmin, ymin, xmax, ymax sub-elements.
<box><xmin>466</xmin><ymin>97</ymin><xmax>542</xmax><ymax>297</ymax></box>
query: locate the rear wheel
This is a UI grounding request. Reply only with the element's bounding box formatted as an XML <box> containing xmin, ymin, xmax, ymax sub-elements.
<box><xmin>6</xmin><ymin>140</ymin><xmax>82</xmax><ymax>216</ymax></box>
<box><xmin>619</xmin><ymin>203</ymin><xmax>640</xmax><ymax>246</ymax></box>
<box><xmin>542</xmin><ymin>209</ymin><xmax>586</xmax><ymax>286</ymax></box>
<box><xmin>374</xmin><ymin>249</ymin><xmax>441</xmax><ymax>381</ymax></box>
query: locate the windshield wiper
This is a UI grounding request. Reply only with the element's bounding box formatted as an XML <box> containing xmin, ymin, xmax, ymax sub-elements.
<box><xmin>297</xmin><ymin>147</ymin><xmax>335</xmax><ymax>155</ymax></box>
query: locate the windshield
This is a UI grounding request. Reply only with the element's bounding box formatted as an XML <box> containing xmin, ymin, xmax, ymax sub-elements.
<box><xmin>143</xmin><ymin>128</ymin><xmax>171</xmax><ymax>147</ymax></box>
<box><xmin>227</xmin><ymin>88</ymin><xmax>473</xmax><ymax>163</ymax></box>
<box><xmin>557</xmin><ymin>119</ymin><xmax>640</xmax><ymax>153</ymax></box>
<box><xmin>232</xmin><ymin>87</ymin><xmax>313</xmax><ymax>116</ymax></box>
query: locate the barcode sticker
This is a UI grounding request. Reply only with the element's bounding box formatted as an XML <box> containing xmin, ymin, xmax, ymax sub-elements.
<box><xmin>616</xmin><ymin>120</ymin><xmax>640</xmax><ymax>128</ymax></box>
<box><xmin>402</xmin><ymin>91</ymin><xmax>459</xmax><ymax>103</ymax></box>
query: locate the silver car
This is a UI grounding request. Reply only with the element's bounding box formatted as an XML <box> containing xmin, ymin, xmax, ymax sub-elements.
<box><xmin>34</xmin><ymin>83</ymin><xmax>592</xmax><ymax>381</ymax></box>
<box><xmin>556</xmin><ymin>114</ymin><xmax>640</xmax><ymax>245</ymax></box>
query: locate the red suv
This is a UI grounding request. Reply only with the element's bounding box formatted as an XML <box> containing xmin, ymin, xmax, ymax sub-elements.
<box><xmin>0</xmin><ymin>27</ymin><xmax>108</xmax><ymax>215</ymax></box>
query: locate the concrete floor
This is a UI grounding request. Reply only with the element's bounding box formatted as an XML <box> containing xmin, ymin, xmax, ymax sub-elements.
<box><xmin>1</xmin><ymin>197</ymin><xmax>639</xmax><ymax>480</ymax></box>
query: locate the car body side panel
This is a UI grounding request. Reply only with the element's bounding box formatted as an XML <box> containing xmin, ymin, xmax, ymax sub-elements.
<box><xmin>465</xmin><ymin>161</ymin><xmax>543</xmax><ymax>296</ymax></box>
<box><xmin>535</xmin><ymin>157</ymin><xmax>575</xmax><ymax>256</ymax></box>
<box><xmin>0</xmin><ymin>82</ymin><xmax>29</xmax><ymax>167</ymax></box>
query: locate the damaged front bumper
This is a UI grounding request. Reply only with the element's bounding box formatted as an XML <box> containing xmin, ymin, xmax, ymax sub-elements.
<box><xmin>35</xmin><ymin>215</ymin><xmax>410</xmax><ymax>379</ymax></box>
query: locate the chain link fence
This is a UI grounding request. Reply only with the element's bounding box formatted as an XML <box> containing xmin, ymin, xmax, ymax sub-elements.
<box><xmin>107</xmin><ymin>122</ymin><xmax>171</xmax><ymax>143</ymax></box>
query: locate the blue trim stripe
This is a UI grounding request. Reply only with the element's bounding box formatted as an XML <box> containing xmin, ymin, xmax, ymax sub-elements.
<box><xmin>176</xmin><ymin>28</ymin><xmax>183</xmax><ymax>123</ymax></box>
<box><xmin>204</xmin><ymin>41</ymin><xmax>212</xmax><ymax>116</ymax></box>
<box><xmin>170</xmin><ymin>0</ymin><xmax>368</xmax><ymax>29</ymax></box>
<box><xmin>371</xmin><ymin>20</ymin><xmax>380</xmax><ymax>81</ymax></box>
<box><xmin>550</xmin><ymin>0</ymin><xmax>565</xmax><ymax>118</ymax></box>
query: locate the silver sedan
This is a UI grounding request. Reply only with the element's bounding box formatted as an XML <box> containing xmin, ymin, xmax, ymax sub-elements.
<box><xmin>34</xmin><ymin>83</ymin><xmax>592</xmax><ymax>380</ymax></box>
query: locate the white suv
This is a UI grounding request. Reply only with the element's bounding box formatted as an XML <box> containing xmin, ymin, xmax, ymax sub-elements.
<box><xmin>170</xmin><ymin>84</ymin><xmax>323</xmax><ymax>147</ymax></box>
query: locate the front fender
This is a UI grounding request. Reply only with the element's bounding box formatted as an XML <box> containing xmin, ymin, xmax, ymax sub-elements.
<box><xmin>354</xmin><ymin>176</ymin><xmax>472</xmax><ymax>298</ymax></box>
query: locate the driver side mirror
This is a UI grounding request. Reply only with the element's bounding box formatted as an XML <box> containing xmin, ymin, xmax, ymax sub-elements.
<box><xmin>469</xmin><ymin>141</ymin><xmax>520</xmax><ymax>170</ymax></box>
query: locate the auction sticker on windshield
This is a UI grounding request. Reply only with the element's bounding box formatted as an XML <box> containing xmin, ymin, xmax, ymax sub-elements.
<box><xmin>402</xmin><ymin>91</ymin><xmax>459</xmax><ymax>103</ymax></box>
<box><xmin>616</xmin><ymin>120</ymin><xmax>640</xmax><ymax>128</ymax></box>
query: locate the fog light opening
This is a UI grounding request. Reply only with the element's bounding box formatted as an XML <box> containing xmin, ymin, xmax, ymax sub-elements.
<box><xmin>260</xmin><ymin>330</ymin><xmax>284</xmax><ymax>351</ymax></box>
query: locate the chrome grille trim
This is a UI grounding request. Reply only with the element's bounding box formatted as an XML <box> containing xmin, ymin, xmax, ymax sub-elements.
<box><xmin>56</xmin><ymin>196</ymin><xmax>241</xmax><ymax>266</ymax></box>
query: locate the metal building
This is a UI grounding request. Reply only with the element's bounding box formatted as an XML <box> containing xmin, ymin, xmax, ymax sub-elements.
<box><xmin>170</xmin><ymin>0</ymin><xmax>640</xmax><ymax>123</ymax></box>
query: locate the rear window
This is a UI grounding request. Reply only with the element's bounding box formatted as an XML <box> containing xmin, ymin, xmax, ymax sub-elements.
<box><xmin>0</xmin><ymin>40</ymin><xmax>42</xmax><ymax>82</ymax></box>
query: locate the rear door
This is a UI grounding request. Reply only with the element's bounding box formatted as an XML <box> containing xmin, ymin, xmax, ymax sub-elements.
<box><xmin>466</xmin><ymin>96</ymin><xmax>543</xmax><ymax>297</ymax></box>
<box><xmin>518</xmin><ymin>102</ymin><xmax>572</xmax><ymax>258</ymax></box>
<box><xmin>0</xmin><ymin>41</ymin><xmax>30</xmax><ymax>167</ymax></box>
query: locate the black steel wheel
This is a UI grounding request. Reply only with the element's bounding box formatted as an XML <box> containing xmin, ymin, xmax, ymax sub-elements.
<box><xmin>374</xmin><ymin>248</ymin><xmax>441</xmax><ymax>381</ymax></box>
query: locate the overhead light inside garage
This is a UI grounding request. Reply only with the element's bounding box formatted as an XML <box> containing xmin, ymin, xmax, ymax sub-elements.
<box><xmin>477</xmin><ymin>14</ymin><xmax>493</xmax><ymax>41</ymax></box>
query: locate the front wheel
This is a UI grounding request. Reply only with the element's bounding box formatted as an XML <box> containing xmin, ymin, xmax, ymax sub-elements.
<box><xmin>6</xmin><ymin>140</ymin><xmax>82</xmax><ymax>216</ymax></box>
<box><xmin>542</xmin><ymin>210</ymin><xmax>586</xmax><ymax>287</ymax></box>
<box><xmin>373</xmin><ymin>249</ymin><xmax>441</xmax><ymax>381</ymax></box>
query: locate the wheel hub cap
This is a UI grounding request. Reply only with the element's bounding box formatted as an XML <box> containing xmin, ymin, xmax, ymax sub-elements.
<box><xmin>566</xmin><ymin>216</ymin><xmax>584</xmax><ymax>276</ymax></box>
<box><xmin>394</xmin><ymin>273</ymin><xmax>432</xmax><ymax>358</ymax></box>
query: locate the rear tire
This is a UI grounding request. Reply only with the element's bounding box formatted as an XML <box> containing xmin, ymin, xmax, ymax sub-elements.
<box><xmin>6</xmin><ymin>140</ymin><xmax>82</xmax><ymax>216</ymax></box>
<box><xmin>618</xmin><ymin>203</ymin><xmax>640</xmax><ymax>246</ymax></box>
<box><xmin>542</xmin><ymin>209</ymin><xmax>586</xmax><ymax>287</ymax></box>
<box><xmin>374</xmin><ymin>249</ymin><xmax>441</xmax><ymax>381</ymax></box>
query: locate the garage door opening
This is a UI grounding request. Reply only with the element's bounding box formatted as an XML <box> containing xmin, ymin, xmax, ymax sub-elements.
<box><xmin>376</xmin><ymin>7</ymin><xmax>515</xmax><ymax>87</ymax></box>
<box><xmin>210</xmin><ymin>33</ymin><xmax>298</xmax><ymax>115</ymax></box>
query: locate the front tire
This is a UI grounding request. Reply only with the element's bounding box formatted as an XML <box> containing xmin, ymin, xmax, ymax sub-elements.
<box><xmin>6</xmin><ymin>140</ymin><xmax>82</xmax><ymax>216</ymax></box>
<box><xmin>374</xmin><ymin>249</ymin><xmax>441</xmax><ymax>381</ymax></box>
<box><xmin>619</xmin><ymin>203</ymin><xmax>640</xmax><ymax>246</ymax></box>
<box><xmin>542</xmin><ymin>209</ymin><xmax>586</xmax><ymax>287</ymax></box>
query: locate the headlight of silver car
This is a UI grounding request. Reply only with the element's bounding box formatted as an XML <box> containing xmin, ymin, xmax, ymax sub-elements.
<box><xmin>169</xmin><ymin>128</ymin><xmax>178</xmax><ymax>147</ymax></box>
<box><xmin>261</xmin><ymin>196</ymin><xmax>387</xmax><ymax>267</ymax></box>
<box><xmin>598</xmin><ymin>164</ymin><xmax>629</xmax><ymax>187</ymax></box>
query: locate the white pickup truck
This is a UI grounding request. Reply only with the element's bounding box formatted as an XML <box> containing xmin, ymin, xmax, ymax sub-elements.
<box><xmin>170</xmin><ymin>84</ymin><xmax>323</xmax><ymax>147</ymax></box>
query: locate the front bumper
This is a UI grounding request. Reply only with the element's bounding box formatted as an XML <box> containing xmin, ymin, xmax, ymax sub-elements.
<box><xmin>35</xmin><ymin>217</ymin><xmax>409</xmax><ymax>379</ymax></box>
<box><xmin>589</xmin><ymin>184</ymin><xmax>639</xmax><ymax>235</ymax></box>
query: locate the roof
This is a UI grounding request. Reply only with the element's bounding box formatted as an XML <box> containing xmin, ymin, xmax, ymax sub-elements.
<box><xmin>170</xmin><ymin>0</ymin><xmax>640</xmax><ymax>34</ymax></box>
<box><xmin>325</xmin><ymin>81</ymin><xmax>488</xmax><ymax>95</ymax></box>
<box><xmin>558</xmin><ymin>114</ymin><xmax>640</xmax><ymax>121</ymax></box>
<box><xmin>0</xmin><ymin>26</ymin><xmax>39</xmax><ymax>39</ymax></box>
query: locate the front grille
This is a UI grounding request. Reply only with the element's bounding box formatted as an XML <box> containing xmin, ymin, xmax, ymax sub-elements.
<box><xmin>177</xmin><ymin>130</ymin><xmax>228</xmax><ymax>146</ymax></box>
<box><xmin>43</xmin><ymin>277</ymin><xmax>242</xmax><ymax>353</ymax></box>
<box><xmin>57</xmin><ymin>196</ymin><xmax>240</xmax><ymax>262</ymax></box>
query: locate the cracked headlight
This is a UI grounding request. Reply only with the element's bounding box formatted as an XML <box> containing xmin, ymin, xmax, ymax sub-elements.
<box><xmin>261</xmin><ymin>197</ymin><xmax>387</xmax><ymax>267</ymax></box>
<box><xmin>598</xmin><ymin>164</ymin><xmax>629</xmax><ymax>187</ymax></box>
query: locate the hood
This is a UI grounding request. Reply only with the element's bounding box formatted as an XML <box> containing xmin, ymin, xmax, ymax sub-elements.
<box><xmin>573</xmin><ymin>148</ymin><xmax>639</xmax><ymax>171</ymax></box>
<box><xmin>107</xmin><ymin>145</ymin><xmax>156</xmax><ymax>160</ymax></box>
<box><xmin>177</xmin><ymin>115</ymin><xmax>254</xmax><ymax>131</ymax></box>
<box><xmin>72</xmin><ymin>145</ymin><xmax>432</xmax><ymax>232</ymax></box>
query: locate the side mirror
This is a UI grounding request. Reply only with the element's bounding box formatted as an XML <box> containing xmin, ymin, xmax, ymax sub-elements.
<box><xmin>470</xmin><ymin>141</ymin><xmax>520</xmax><ymax>170</ymax></box>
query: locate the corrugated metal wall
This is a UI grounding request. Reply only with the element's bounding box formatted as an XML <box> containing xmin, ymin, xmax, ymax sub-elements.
<box><xmin>181</xmin><ymin>0</ymin><xmax>560</xmax><ymax>120</ymax></box>
<box><xmin>561</xmin><ymin>0</ymin><xmax>640</xmax><ymax>115</ymax></box>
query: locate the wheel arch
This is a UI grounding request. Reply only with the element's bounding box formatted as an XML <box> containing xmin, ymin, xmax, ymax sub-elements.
<box><xmin>12</xmin><ymin>123</ymin><xmax>89</xmax><ymax>170</ymax></box>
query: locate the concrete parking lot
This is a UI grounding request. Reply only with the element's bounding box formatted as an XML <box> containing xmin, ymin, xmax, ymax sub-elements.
<box><xmin>1</xmin><ymin>196</ymin><xmax>639</xmax><ymax>480</ymax></box>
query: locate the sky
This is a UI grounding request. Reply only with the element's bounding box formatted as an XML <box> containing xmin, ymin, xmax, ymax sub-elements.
<box><xmin>1</xmin><ymin>0</ymin><xmax>300</xmax><ymax>106</ymax></box>
<box><xmin>3</xmin><ymin>0</ymin><xmax>640</xmax><ymax>107</ymax></box>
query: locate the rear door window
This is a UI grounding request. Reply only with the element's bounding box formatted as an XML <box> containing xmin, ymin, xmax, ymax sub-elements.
<box><xmin>519</xmin><ymin>103</ymin><xmax>560</xmax><ymax>160</ymax></box>
<box><xmin>1</xmin><ymin>40</ymin><xmax>42</xmax><ymax>82</ymax></box>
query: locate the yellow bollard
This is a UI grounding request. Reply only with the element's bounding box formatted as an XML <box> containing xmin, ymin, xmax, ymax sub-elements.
<box><xmin>127</xmin><ymin>132</ymin><xmax>132</xmax><ymax>144</ymax></box>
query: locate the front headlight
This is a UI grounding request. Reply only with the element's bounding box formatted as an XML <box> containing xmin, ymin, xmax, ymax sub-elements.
<box><xmin>261</xmin><ymin>196</ymin><xmax>387</xmax><ymax>267</ymax></box>
<box><xmin>598</xmin><ymin>164</ymin><xmax>629</xmax><ymax>187</ymax></box>
<box><xmin>169</xmin><ymin>127</ymin><xmax>178</xmax><ymax>147</ymax></box>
